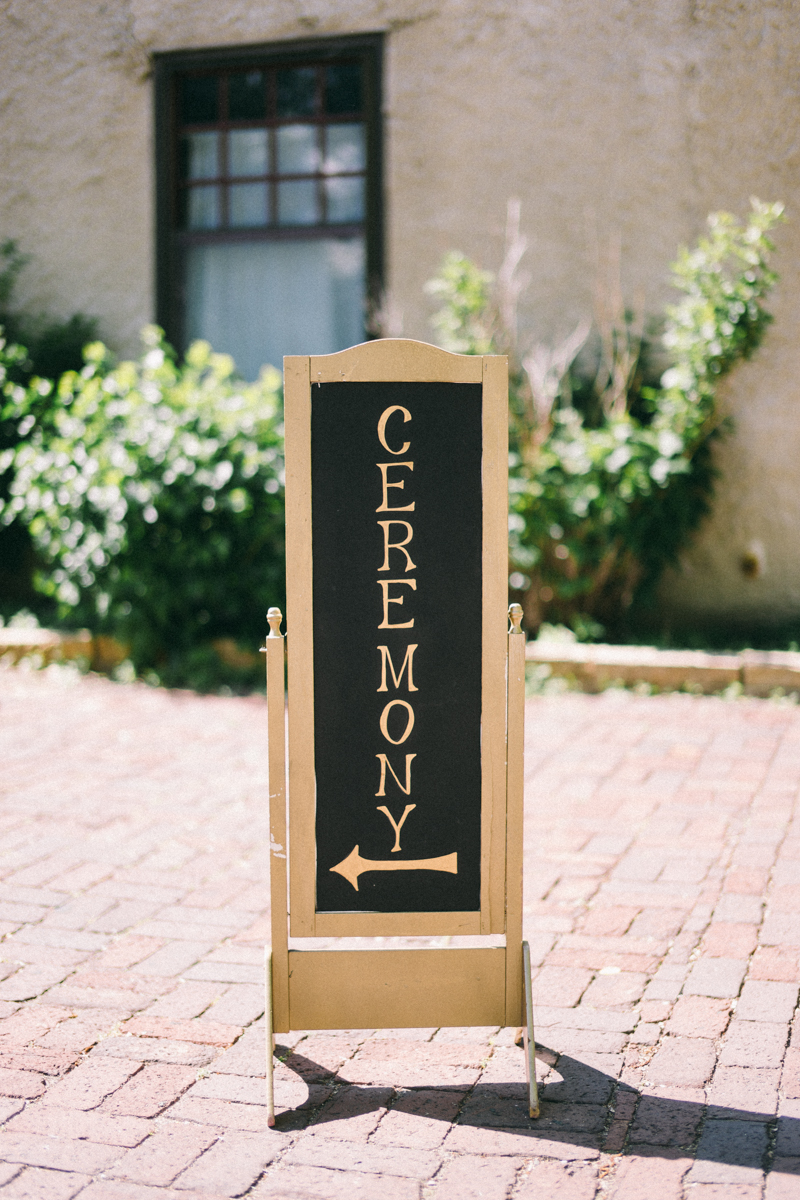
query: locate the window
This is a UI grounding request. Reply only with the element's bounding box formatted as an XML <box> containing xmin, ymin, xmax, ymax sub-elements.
<box><xmin>155</xmin><ymin>36</ymin><xmax>383</xmax><ymax>380</ymax></box>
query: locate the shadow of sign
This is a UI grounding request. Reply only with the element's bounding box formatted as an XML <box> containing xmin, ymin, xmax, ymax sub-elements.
<box><xmin>273</xmin><ymin>1041</ymin><xmax>798</xmax><ymax>1174</ymax></box>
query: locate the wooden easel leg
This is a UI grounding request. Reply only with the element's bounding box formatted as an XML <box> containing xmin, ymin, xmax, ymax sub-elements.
<box><xmin>522</xmin><ymin>940</ymin><xmax>539</xmax><ymax>1118</ymax></box>
<box><xmin>263</xmin><ymin>610</ymin><xmax>288</xmax><ymax>1125</ymax></box>
<box><xmin>265</xmin><ymin>947</ymin><xmax>275</xmax><ymax>1128</ymax></box>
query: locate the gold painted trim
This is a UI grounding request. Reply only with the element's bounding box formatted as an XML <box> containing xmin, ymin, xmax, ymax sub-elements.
<box><xmin>522</xmin><ymin>940</ymin><xmax>540</xmax><ymax>1117</ymax></box>
<box><xmin>265</xmin><ymin>947</ymin><xmax>275</xmax><ymax>1124</ymax></box>
<box><xmin>313</xmin><ymin>911</ymin><xmax>481</xmax><ymax>937</ymax></box>
<box><xmin>480</xmin><ymin>355</ymin><xmax>510</xmax><ymax>933</ymax></box>
<box><xmin>265</xmin><ymin>620</ymin><xmax>290</xmax><ymax>1032</ymax></box>
<box><xmin>288</xmin><ymin>947</ymin><xmax>506</xmax><ymax>1029</ymax></box>
<box><xmin>310</xmin><ymin>338</ymin><xmax>484</xmax><ymax>384</ymax></box>
<box><xmin>504</xmin><ymin>608</ymin><xmax>526</xmax><ymax>1025</ymax></box>
<box><xmin>284</xmin><ymin>340</ymin><xmax>508</xmax><ymax>940</ymax></box>
<box><xmin>284</xmin><ymin>355</ymin><xmax>317</xmax><ymax>936</ymax></box>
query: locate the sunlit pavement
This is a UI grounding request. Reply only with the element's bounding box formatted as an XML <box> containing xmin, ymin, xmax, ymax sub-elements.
<box><xmin>0</xmin><ymin>665</ymin><xmax>798</xmax><ymax>1198</ymax></box>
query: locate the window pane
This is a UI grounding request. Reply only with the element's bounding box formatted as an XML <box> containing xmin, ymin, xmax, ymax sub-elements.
<box><xmin>277</xmin><ymin>66</ymin><xmax>317</xmax><ymax>117</ymax></box>
<box><xmin>181</xmin><ymin>76</ymin><xmax>218</xmax><ymax>124</ymax></box>
<box><xmin>324</xmin><ymin>123</ymin><xmax>365</xmax><ymax>174</ymax></box>
<box><xmin>185</xmin><ymin>237</ymin><xmax>365</xmax><ymax>379</ymax></box>
<box><xmin>228</xmin><ymin>70</ymin><xmax>266</xmax><ymax>120</ymax></box>
<box><xmin>325</xmin><ymin>176</ymin><xmax>364</xmax><ymax>223</ymax></box>
<box><xmin>187</xmin><ymin>186</ymin><xmax>221</xmax><ymax>230</ymax></box>
<box><xmin>229</xmin><ymin>129</ymin><xmax>269</xmax><ymax>177</ymax></box>
<box><xmin>325</xmin><ymin>64</ymin><xmax>362</xmax><ymax>114</ymax></box>
<box><xmin>276</xmin><ymin>124</ymin><xmax>319</xmax><ymax>175</ymax></box>
<box><xmin>277</xmin><ymin>179</ymin><xmax>319</xmax><ymax>225</ymax></box>
<box><xmin>183</xmin><ymin>132</ymin><xmax>219</xmax><ymax>180</ymax></box>
<box><xmin>229</xmin><ymin>182</ymin><xmax>269</xmax><ymax>227</ymax></box>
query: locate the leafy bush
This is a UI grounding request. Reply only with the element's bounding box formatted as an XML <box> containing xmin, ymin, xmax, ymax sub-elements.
<box><xmin>427</xmin><ymin>200</ymin><xmax>784</xmax><ymax>637</ymax></box>
<box><xmin>0</xmin><ymin>326</ymin><xmax>285</xmax><ymax>689</ymax></box>
<box><xmin>0</xmin><ymin>329</ymin><xmax>43</xmax><ymax>618</ymax></box>
<box><xmin>0</xmin><ymin>240</ymin><xmax>100</xmax><ymax>619</ymax></box>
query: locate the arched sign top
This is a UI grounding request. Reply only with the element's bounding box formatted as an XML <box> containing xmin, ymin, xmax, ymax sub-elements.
<box><xmin>305</xmin><ymin>337</ymin><xmax>491</xmax><ymax>384</ymax></box>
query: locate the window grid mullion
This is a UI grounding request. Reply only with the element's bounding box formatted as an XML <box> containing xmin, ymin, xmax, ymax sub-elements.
<box><xmin>219</xmin><ymin>74</ymin><xmax>229</xmax><ymax>229</ymax></box>
<box><xmin>177</xmin><ymin>59</ymin><xmax>367</xmax><ymax>235</ymax></box>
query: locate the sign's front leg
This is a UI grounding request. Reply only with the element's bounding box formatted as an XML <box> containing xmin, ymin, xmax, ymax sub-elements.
<box><xmin>265</xmin><ymin>947</ymin><xmax>274</xmax><ymax>1128</ymax></box>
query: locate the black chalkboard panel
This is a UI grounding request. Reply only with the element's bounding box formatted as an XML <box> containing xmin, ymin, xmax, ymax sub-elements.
<box><xmin>312</xmin><ymin>381</ymin><xmax>483</xmax><ymax>913</ymax></box>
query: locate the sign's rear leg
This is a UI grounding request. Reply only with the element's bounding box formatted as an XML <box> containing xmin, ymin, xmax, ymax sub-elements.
<box><xmin>522</xmin><ymin>940</ymin><xmax>539</xmax><ymax>1118</ymax></box>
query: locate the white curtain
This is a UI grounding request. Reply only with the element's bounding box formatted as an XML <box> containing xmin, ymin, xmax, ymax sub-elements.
<box><xmin>185</xmin><ymin>237</ymin><xmax>365</xmax><ymax>381</ymax></box>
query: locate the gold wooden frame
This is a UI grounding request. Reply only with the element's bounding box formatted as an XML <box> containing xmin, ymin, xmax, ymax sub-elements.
<box><xmin>283</xmin><ymin>339</ymin><xmax>508</xmax><ymax>939</ymax></box>
<box><xmin>265</xmin><ymin>341</ymin><xmax>537</xmax><ymax>1123</ymax></box>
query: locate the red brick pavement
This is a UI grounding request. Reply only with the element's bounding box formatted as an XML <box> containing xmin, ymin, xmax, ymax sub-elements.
<box><xmin>0</xmin><ymin>666</ymin><xmax>799</xmax><ymax>1197</ymax></box>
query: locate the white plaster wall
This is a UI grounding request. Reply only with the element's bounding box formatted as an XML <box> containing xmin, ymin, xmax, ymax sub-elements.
<box><xmin>0</xmin><ymin>1</ymin><xmax>152</xmax><ymax>355</ymax></box>
<box><xmin>1</xmin><ymin>0</ymin><xmax>800</xmax><ymax>623</ymax></box>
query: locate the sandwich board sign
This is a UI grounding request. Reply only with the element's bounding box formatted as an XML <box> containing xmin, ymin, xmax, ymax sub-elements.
<box><xmin>264</xmin><ymin>339</ymin><xmax>537</xmax><ymax>1124</ymax></box>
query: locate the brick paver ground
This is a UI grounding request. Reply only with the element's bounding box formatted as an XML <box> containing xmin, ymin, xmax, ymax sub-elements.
<box><xmin>0</xmin><ymin>664</ymin><xmax>799</xmax><ymax>1198</ymax></box>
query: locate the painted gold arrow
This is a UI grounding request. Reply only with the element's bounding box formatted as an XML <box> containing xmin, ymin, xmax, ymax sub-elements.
<box><xmin>330</xmin><ymin>845</ymin><xmax>458</xmax><ymax>891</ymax></box>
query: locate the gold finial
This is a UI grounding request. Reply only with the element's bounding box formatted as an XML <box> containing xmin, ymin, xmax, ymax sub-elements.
<box><xmin>508</xmin><ymin>603</ymin><xmax>524</xmax><ymax>635</ymax></box>
<box><xmin>267</xmin><ymin>607</ymin><xmax>283</xmax><ymax>638</ymax></box>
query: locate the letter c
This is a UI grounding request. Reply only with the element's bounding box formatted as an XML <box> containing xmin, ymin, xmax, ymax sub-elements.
<box><xmin>377</xmin><ymin>405</ymin><xmax>411</xmax><ymax>455</ymax></box>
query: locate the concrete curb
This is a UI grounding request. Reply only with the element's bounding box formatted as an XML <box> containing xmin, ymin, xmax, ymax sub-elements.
<box><xmin>0</xmin><ymin>630</ymin><xmax>257</xmax><ymax>675</ymax></box>
<box><xmin>5</xmin><ymin>628</ymin><xmax>799</xmax><ymax>696</ymax></box>
<box><xmin>0</xmin><ymin>627</ymin><xmax>92</xmax><ymax>666</ymax></box>
<box><xmin>0</xmin><ymin>628</ymin><xmax>126</xmax><ymax>672</ymax></box>
<box><xmin>526</xmin><ymin>639</ymin><xmax>800</xmax><ymax>696</ymax></box>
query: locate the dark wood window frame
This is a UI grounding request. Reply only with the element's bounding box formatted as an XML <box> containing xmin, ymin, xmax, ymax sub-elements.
<box><xmin>153</xmin><ymin>33</ymin><xmax>384</xmax><ymax>358</ymax></box>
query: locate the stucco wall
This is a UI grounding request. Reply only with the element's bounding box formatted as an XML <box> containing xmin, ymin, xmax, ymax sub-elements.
<box><xmin>2</xmin><ymin>0</ymin><xmax>800</xmax><ymax>625</ymax></box>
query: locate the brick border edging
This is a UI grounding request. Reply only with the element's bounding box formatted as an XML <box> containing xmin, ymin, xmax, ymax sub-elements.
<box><xmin>0</xmin><ymin>629</ymin><xmax>124</xmax><ymax>673</ymax></box>
<box><xmin>527</xmin><ymin>641</ymin><xmax>800</xmax><ymax>696</ymax></box>
<box><xmin>5</xmin><ymin>629</ymin><xmax>799</xmax><ymax>696</ymax></box>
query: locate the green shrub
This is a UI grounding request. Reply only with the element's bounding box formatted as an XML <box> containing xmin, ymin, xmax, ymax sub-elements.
<box><xmin>0</xmin><ymin>326</ymin><xmax>285</xmax><ymax>689</ymax></box>
<box><xmin>0</xmin><ymin>240</ymin><xmax>101</xmax><ymax>619</ymax></box>
<box><xmin>427</xmin><ymin>200</ymin><xmax>784</xmax><ymax>637</ymax></box>
<box><xmin>0</xmin><ymin>328</ymin><xmax>44</xmax><ymax>618</ymax></box>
